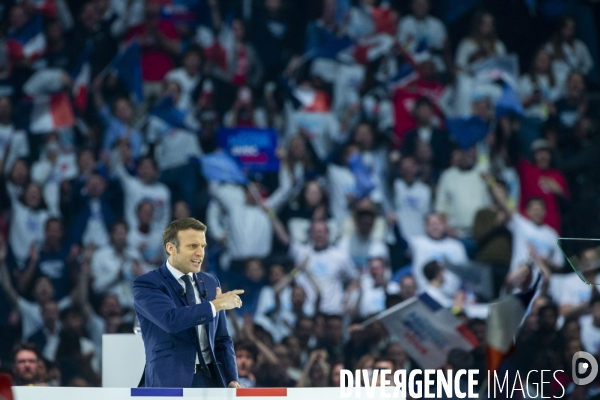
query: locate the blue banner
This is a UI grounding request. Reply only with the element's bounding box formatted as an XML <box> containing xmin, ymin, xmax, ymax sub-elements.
<box><xmin>217</xmin><ymin>128</ymin><xmax>280</xmax><ymax>172</ymax></box>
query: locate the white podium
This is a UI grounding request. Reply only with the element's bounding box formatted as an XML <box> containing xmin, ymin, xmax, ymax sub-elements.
<box><xmin>101</xmin><ymin>334</ymin><xmax>145</xmax><ymax>387</ymax></box>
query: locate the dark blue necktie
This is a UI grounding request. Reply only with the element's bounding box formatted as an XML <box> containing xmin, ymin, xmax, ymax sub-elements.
<box><xmin>182</xmin><ymin>275</ymin><xmax>196</xmax><ymax>306</ymax></box>
<box><xmin>181</xmin><ymin>275</ymin><xmax>211</xmax><ymax>378</ymax></box>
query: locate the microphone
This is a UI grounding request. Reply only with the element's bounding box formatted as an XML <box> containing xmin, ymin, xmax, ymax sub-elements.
<box><xmin>202</xmin><ymin>289</ymin><xmax>208</xmax><ymax>299</ymax></box>
<box><xmin>179</xmin><ymin>289</ymin><xmax>185</xmax><ymax>297</ymax></box>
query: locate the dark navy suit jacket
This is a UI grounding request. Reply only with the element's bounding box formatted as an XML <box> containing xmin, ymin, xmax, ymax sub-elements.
<box><xmin>133</xmin><ymin>263</ymin><xmax>238</xmax><ymax>388</ymax></box>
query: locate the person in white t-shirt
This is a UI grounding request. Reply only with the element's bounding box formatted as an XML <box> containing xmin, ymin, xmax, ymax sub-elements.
<box><xmin>408</xmin><ymin>213</ymin><xmax>467</xmax><ymax>298</ymax></box>
<box><xmin>165</xmin><ymin>46</ymin><xmax>202</xmax><ymax>113</ymax></box>
<box><xmin>580</xmin><ymin>297</ymin><xmax>600</xmax><ymax>356</ymax></box>
<box><xmin>127</xmin><ymin>200</ymin><xmax>165</xmax><ymax>268</ymax></box>
<box><xmin>90</xmin><ymin>221</ymin><xmax>146</xmax><ymax>309</ymax></box>
<box><xmin>435</xmin><ymin>147</ymin><xmax>491</xmax><ymax>239</ymax></box>
<box><xmin>544</xmin><ymin>16</ymin><xmax>594</xmax><ymax>77</ymax></box>
<box><xmin>271</xmin><ymin>217</ymin><xmax>358</xmax><ymax>316</ymax></box>
<box><xmin>345</xmin><ymin>257</ymin><xmax>400</xmax><ymax>319</ymax></box>
<box><xmin>8</xmin><ymin>182</ymin><xmax>51</xmax><ymax>267</ymax></box>
<box><xmin>338</xmin><ymin>198</ymin><xmax>388</xmax><ymax>271</ymax></box>
<box><xmin>113</xmin><ymin>144</ymin><xmax>171</xmax><ymax>233</ymax></box>
<box><xmin>389</xmin><ymin>155</ymin><xmax>431</xmax><ymax>239</ymax></box>
<box><xmin>454</xmin><ymin>12</ymin><xmax>506</xmax><ymax>72</ymax></box>
<box><xmin>397</xmin><ymin>0</ymin><xmax>449</xmax><ymax>73</ymax></box>
<box><xmin>485</xmin><ymin>177</ymin><xmax>565</xmax><ymax>290</ymax></box>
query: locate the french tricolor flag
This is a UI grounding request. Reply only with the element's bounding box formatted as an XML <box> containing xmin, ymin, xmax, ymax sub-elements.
<box><xmin>6</xmin><ymin>14</ymin><xmax>47</xmax><ymax>61</ymax></box>
<box><xmin>24</xmin><ymin>69</ymin><xmax>75</xmax><ymax>134</ymax></box>
<box><xmin>29</xmin><ymin>92</ymin><xmax>76</xmax><ymax>134</ymax></box>
<box><xmin>70</xmin><ymin>42</ymin><xmax>93</xmax><ymax>113</ymax></box>
<box><xmin>292</xmin><ymin>87</ymin><xmax>331</xmax><ymax>112</ymax></box>
<box><xmin>486</xmin><ymin>283</ymin><xmax>538</xmax><ymax>373</ymax></box>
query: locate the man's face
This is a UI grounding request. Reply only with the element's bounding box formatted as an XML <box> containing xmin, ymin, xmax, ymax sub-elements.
<box><xmin>63</xmin><ymin>312</ymin><xmax>84</xmax><ymax>334</ymax></box>
<box><xmin>326</xmin><ymin>318</ymin><xmax>343</xmax><ymax>342</ymax></box>
<box><xmin>526</xmin><ymin>200</ymin><xmax>546</xmax><ymax>225</ymax></box>
<box><xmin>14</xmin><ymin>350</ymin><xmax>39</xmax><ymax>384</ymax></box>
<box><xmin>425</xmin><ymin>214</ymin><xmax>446</xmax><ymax>239</ymax></box>
<box><xmin>538</xmin><ymin>309</ymin><xmax>557</xmax><ymax>332</ymax></box>
<box><xmin>100</xmin><ymin>295</ymin><xmax>122</xmax><ymax>319</ymax></box>
<box><xmin>412</xmin><ymin>0</ymin><xmax>430</xmax><ymax>18</ymax></box>
<box><xmin>400</xmin><ymin>276</ymin><xmax>416</xmax><ymax>298</ymax></box>
<box><xmin>236</xmin><ymin>350</ymin><xmax>254</xmax><ymax>377</ymax></box>
<box><xmin>41</xmin><ymin>302</ymin><xmax>59</xmax><ymax>327</ymax></box>
<box><xmin>356</xmin><ymin>213</ymin><xmax>375</xmax><ymax>236</ymax></box>
<box><xmin>291</xmin><ymin>286</ymin><xmax>306</xmax><ymax>309</ymax></box>
<box><xmin>168</xmin><ymin>230</ymin><xmax>207</xmax><ymax>274</ymax></box>
<box><xmin>400</xmin><ymin>157</ymin><xmax>418</xmax><ymax>183</ymax></box>
<box><xmin>533</xmin><ymin>149</ymin><xmax>551</xmax><ymax>170</ymax></box>
<box><xmin>369</xmin><ymin>259</ymin><xmax>386</xmax><ymax>283</ymax></box>
<box><xmin>295</xmin><ymin>319</ymin><xmax>313</xmax><ymax>343</ymax></box>
<box><xmin>45</xmin><ymin>221</ymin><xmax>63</xmax><ymax>246</ymax></box>
<box><xmin>137</xmin><ymin>159</ymin><xmax>157</xmax><ymax>183</ymax></box>
<box><xmin>111</xmin><ymin>224</ymin><xmax>128</xmax><ymax>249</ymax></box>
<box><xmin>0</xmin><ymin>96</ymin><xmax>12</xmax><ymax>121</ymax></box>
<box><xmin>137</xmin><ymin>202</ymin><xmax>154</xmax><ymax>225</ymax></box>
<box><xmin>78</xmin><ymin>150</ymin><xmax>96</xmax><ymax>174</ymax></box>
<box><xmin>86</xmin><ymin>174</ymin><xmax>106</xmax><ymax>198</ymax></box>
<box><xmin>34</xmin><ymin>278</ymin><xmax>55</xmax><ymax>303</ymax></box>
<box><xmin>310</xmin><ymin>222</ymin><xmax>329</xmax><ymax>250</ymax></box>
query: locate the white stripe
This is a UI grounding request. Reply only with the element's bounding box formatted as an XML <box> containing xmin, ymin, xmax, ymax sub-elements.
<box><xmin>486</xmin><ymin>296</ymin><xmax>526</xmax><ymax>353</ymax></box>
<box><xmin>29</xmin><ymin>97</ymin><xmax>55</xmax><ymax>134</ymax></box>
<box><xmin>22</xmin><ymin>32</ymin><xmax>47</xmax><ymax>58</ymax></box>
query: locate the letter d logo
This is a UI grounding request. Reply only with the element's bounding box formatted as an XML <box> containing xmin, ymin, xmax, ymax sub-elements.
<box><xmin>572</xmin><ymin>351</ymin><xmax>598</xmax><ymax>386</ymax></box>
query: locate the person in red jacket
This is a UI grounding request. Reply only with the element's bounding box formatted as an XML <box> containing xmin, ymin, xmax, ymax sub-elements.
<box><xmin>518</xmin><ymin>139</ymin><xmax>569</xmax><ymax>233</ymax></box>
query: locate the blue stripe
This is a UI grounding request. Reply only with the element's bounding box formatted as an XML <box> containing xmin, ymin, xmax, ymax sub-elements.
<box><xmin>131</xmin><ymin>388</ymin><xmax>183</xmax><ymax>397</ymax></box>
<box><xmin>418</xmin><ymin>293</ymin><xmax>442</xmax><ymax>312</ymax></box>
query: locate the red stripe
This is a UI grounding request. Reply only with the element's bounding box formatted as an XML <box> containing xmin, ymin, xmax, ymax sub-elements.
<box><xmin>236</xmin><ymin>388</ymin><xmax>287</xmax><ymax>397</ymax></box>
<box><xmin>456</xmin><ymin>324</ymin><xmax>479</xmax><ymax>347</ymax></box>
<box><xmin>49</xmin><ymin>93</ymin><xmax>75</xmax><ymax>129</ymax></box>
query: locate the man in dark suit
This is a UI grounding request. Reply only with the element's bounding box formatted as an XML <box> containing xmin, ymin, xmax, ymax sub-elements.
<box><xmin>133</xmin><ymin>218</ymin><xmax>244</xmax><ymax>388</ymax></box>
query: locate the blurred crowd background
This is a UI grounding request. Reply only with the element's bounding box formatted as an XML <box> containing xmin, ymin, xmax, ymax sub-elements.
<box><xmin>1</xmin><ymin>0</ymin><xmax>600</xmax><ymax>397</ymax></box>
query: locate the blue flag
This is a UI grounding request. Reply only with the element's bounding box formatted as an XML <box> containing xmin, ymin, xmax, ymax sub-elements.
<box><xmin>496</xmin><ymin>83</ymin><xmax>524</xmax><ymax>118</ymax></box>
<box><xmin>446</xmin><ymin>116</ymin><xmax>490</xmax><ymax>149</ymax></box>
<box><xmin>348</xmin><ymin>152</ymin><xmax>375</xmax><ymax>199</ymax></box>
<box><xmin>149</xmin><ymin>96</ymin><xmax>187</xmax><ymax>129</ymax></box>
<box><xmin>109</xmin><ymin>41</ymin><xmax>143</xmax><ymax>103</ymax></box>
<box><xmin>199</xmin><ymin>152</ymin><xmax>248</xmax><ymax>184</ymax></box>
<box><xmin>218</xmin><ymin>128</ymin><xmax>280</xmax><ymax>172</ymax></box>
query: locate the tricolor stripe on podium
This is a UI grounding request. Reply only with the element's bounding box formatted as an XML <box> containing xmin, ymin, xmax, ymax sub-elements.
<box><xmin>130</xmin><ymin>388</ymin><xmax>288</xmax><ymax>397</ymax></box>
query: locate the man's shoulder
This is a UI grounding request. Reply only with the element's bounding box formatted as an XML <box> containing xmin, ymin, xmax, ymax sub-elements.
<box><xmin>134</xmin><ymin>266</ymin><xmax>165</xmax><ymax>286</ymax></box>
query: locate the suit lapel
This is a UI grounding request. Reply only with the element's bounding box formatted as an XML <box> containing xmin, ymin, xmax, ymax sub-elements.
<box><xmin>159</xmin><ymin>263</ymin><xmax>186</xmax><ymax>307</ymax></box>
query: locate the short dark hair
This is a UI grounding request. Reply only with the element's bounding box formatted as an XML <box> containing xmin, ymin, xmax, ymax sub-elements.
<box><xmin>162</xmin><ymin>218</ymin><xmax>207</xmax><ymax>256</ymax></box>
<box><xmin>59</xmin><ymin>305</ymin><xmax>83</xmax><ymax>322</ymax></box>
<box><xmin>525</xmin><ymin>196</ymin><xmax>546</xmax><ymax>208</ymax></box>
<box><xmin>423</xmin><ymin>260</ymin><xmax>443</xmax><ymax>281</ymax></box>
<box><xmin>13</xmin><ymin>343</ymin><xmax>40</xmax><ymax>362</ymax></box>
<box><xmin>235</xmin><ymin>340</ymin><xmax>258</xmax><ymax>361</ymax></box>
<box><xmin>45</xmin><ymin>217</ymin><xmax>63</xmax><ymax>230</ymax></box>
<box><xmin>414</xmin><ymin>96</ymin><xmax>434</xmax><ymax>110</ymax></box>
<box><xmin>538</xmin><ymin>303</ymin><xmax>559</xmax><ymax>318</ymax></box>
<box><xmin>110</xmin><ymin>220</ymin><xmax>129</xmax><ymax>234</ymax></box>
<box><xmin>373</xmin><ymin>357</ymin><xmax>394</xmax><ymax>368</ymax></box>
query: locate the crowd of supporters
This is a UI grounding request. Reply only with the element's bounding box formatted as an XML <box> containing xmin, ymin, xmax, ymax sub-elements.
<box><xmin>1</xmin><ymin>0</ymin><xmax>600</xmax><ymax>397</ymax></box>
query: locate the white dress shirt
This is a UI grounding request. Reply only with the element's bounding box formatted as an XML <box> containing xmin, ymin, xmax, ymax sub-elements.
<box><xmin>166</xmin><ymin>261</ymin><xmax>216</xmax><ymax>364</ymax></box>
